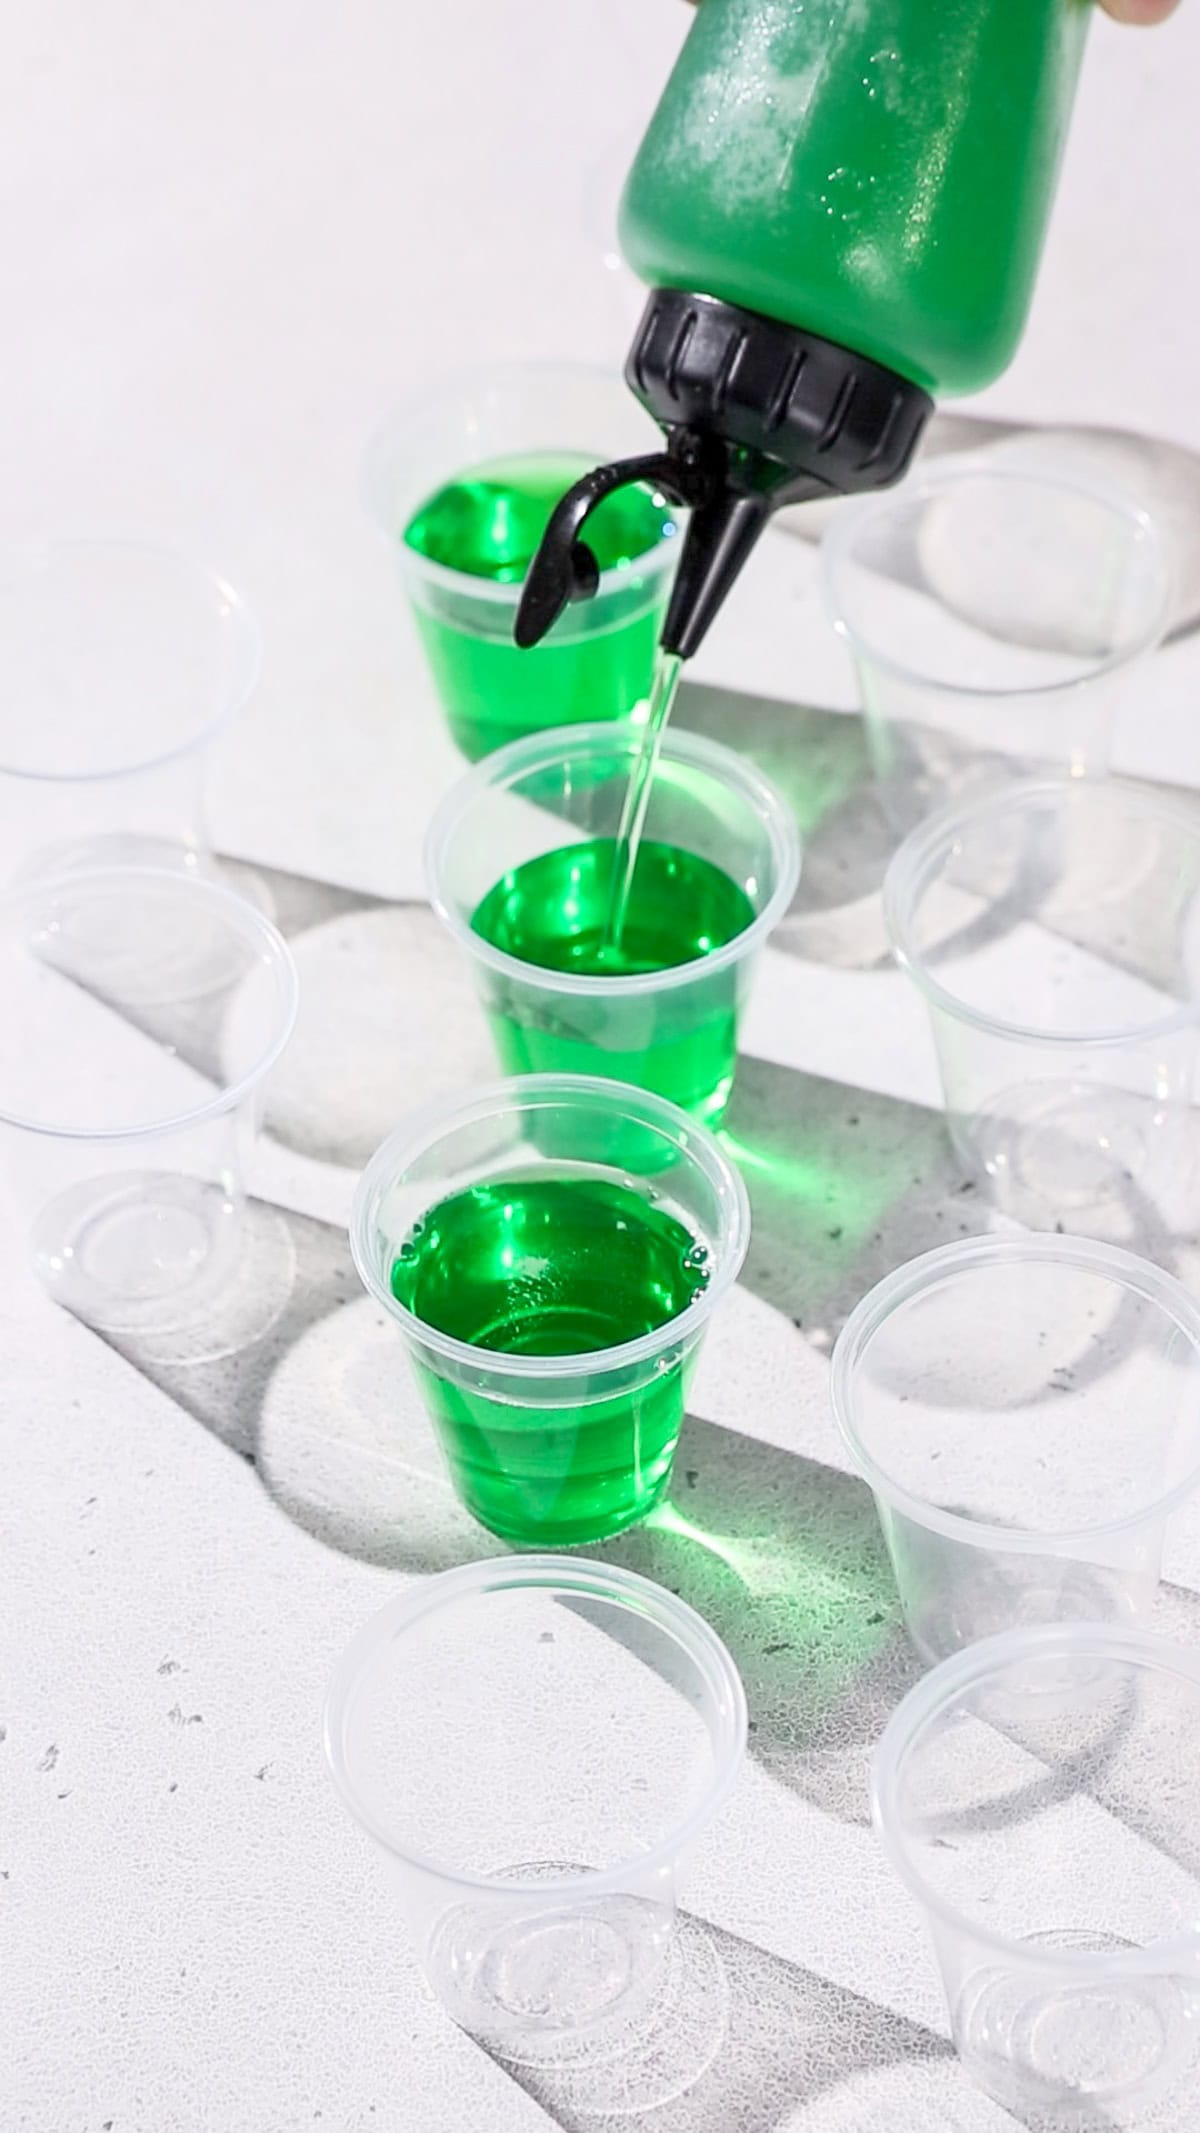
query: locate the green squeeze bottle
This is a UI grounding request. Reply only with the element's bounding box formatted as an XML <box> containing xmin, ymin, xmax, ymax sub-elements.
<box><xmin>517</xmin><ymin>0</ymin><xmax>1090</xmax><ymax>661</ymax></box>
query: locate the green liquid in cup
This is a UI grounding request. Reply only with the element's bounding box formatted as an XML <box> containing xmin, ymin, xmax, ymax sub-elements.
<box><xmin>470</xmin><ymin>837</ymin><xmax>756</xmax><ymax>1126</ymax></box>
<box><xmin>391</xmin><ymin>1173</ymin><xmax>709</xmax><ymax>1544</ymax></box>
<box><xmin>402</xmin><ymin>454</ymin><xmax>676</xmax><ymax>761</ymax></box>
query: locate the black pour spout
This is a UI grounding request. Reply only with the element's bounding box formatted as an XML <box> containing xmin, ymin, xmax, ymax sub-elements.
<box><xmin>515</xmin><ymin>289</ymin><xmax>934</xmax><ymax>663</ymax></box>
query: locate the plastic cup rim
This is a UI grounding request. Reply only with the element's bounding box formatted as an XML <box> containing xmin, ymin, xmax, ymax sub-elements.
<box><xmin>872</xmin><ymin>1619</ymin><xmax>1200</xmax><ymax>1978</ymax></box>
<box><xmin>348</xmin><ymin>1069</ymin><xmax>752</xmax><ymax>1380</ymax></box>
<box><xmin>0</xmin><ymin>863</ymin><xmax>299</xmax><ymax>1142</ymax></box>
<box><xmin>362</xmin><ymin>357</ymin><xmax>680</xmax><ymax>610</ymax></box>
<box><xmin>821</xmin><ymin>456</ymin><xmax>1171</xmax><ymax>701</ymax></box>
<box><xmin>883</xmin><ymin>774</ymin><xmax>1200</xmax><ymax>1048</ymax></box>
<box><xmin>394</xmin><ymin>518</ymin><xmax>680</xmax><ymax>618</ymax></box>
<box><xmin>423</xmin><ymin>720</ymin><xmax>802</xmax><ymax>1001</ymax></box>
<box><xmin>830</xmin><ymin>1230</ymin><xmax>1200</xmax><ymax>1550</ymax></box>
<box><xmin>323</xmin><ymin>1552</ymin><xmax>749</xmax><ymax>1898</ymax></box>
<box><xmin>0</xmin><ymin>533</ymin><xmax>262</xmax><ymax>783</ymax></box>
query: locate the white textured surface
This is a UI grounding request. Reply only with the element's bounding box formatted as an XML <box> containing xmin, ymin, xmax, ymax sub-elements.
<box><xmin>4</xmin><ymin>3</ymin><xmax>1200</xmax><ymax>2129</ymax></box>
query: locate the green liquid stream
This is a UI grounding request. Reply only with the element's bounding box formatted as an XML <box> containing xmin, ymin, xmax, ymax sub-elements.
<box><xmin>604</xmin><ymin>648</ymin><xmax>683</xmax><ymax>950</ymax></box>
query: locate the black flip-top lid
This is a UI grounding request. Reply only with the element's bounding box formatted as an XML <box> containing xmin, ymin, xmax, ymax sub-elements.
<box><xmin>515</xmin><ymin>288</ymin><xmax>932</xmax><ymax>661</ymax></box>
<box><xmin>627</xmin><ymin>288</ymin><xmax>930</xmax><ymax>492</ymax></box>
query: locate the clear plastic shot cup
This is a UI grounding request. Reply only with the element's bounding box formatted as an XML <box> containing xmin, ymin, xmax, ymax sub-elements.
<box><xmin>831</xmin><ymin>1233</ymin><xmax>1200</xmax><ymax>1665</ymax></box>
<box><xmin>822</xmin><ymin>462</ymin><xmax>1169</xmax><ymax>829</ymax></box>
<box><xmin>364</xmin><ymin>364</ymin><xmax>680</xmax><ymax>760</ymax></box>
<box><xmin>324</xmin><ymin>1556</ymin><xmax>748</xmax><ymax>2066</ymax></box>
<box><xmin>0</xmin><ymin>537</ymin><xmax>260</xmax><ymax>880</ymax></box>
<box><xmin>873</xmin><ymin>1624</ymin><xmax>1200</xmax><ymax>2128</ymax></box>
<box><xmin>349</xmin><ymin>1074</ymin><xmax>750</xmax><ymax>1547</ymax></box>
<box><xmin>0</xmin><ymin>866</ymin><xmax>297</xmax><ymax>1330</ymax></box>
<box><xmin>884</xmin><ymin>776</ymin><xmax>1200</xmax><ymax>1231</ymax></box>
<box><xmin>423</xmin><ymin>722</ymin><xmax>800</xmax><ymax>1129</ymax></box>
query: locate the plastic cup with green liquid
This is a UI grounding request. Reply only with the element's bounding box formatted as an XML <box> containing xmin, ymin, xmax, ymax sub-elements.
<box><xmin>364</xmin><ymin>365</ymin><xmax>680</xmax><ymax>761</ymax></box>
<box><xmin>424</xmin><ymin>722</ymin><xmax>800</xmax><ymax>1130</ymax></box>
<box><xmin>351</xmin><ymin>1074</ymin><xmax>750</xmax><ymax>1547</ymax></box>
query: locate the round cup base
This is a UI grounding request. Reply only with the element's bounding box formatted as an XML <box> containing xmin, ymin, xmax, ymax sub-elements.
<box><xmin>966</xmin><ymin>1081</ymin><xmax>1172</xmax><ymax>1228</ymax></box>
<box><xmin>957</xmin><ymin>1931</ymin><xmax>1200</xmax><ymax>2128</ymax></box>
<box><xmin>32</xmin><ymin>1171</ymin><xmax>242</xmax><ymax>1332</ymax></box>
<box><xmin>495</xmin><ymin>1911</ymin><xmax>729</xmax><ymax>2115</ymax></box>
<box><xmin>429</xmin><ymin>1860</ymin><xmax>671</xmax><ymax>2057</ymax></box>
<box><xmin>432</xmin><ymin>1874</ymin><xmax>727</xmax><ymax>2109</ymax></box>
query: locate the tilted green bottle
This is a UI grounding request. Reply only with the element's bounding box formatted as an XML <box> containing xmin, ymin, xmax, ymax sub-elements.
<box><xmin>516</xmin><ymin>1</ymin><xmax>1090</xmax><ymax>664</ymax></box>
<box><xmin>620</xmin><ymin>0</ymin><xmax>1090</xmax><ymax>398</ymax></box>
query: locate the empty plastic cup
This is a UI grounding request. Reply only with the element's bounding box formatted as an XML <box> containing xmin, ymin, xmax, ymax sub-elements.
<box><xmin>831</xmin><ymin>1233</ymin><xmax>1200</xmax><ymax>1664</ymax></box>
<box><xmin>424</xmin><ymin>722</ymin><xmax>800</xmax><ymax>1129</ymax></box>
<box><xmin>0</xmin><ymin>537</ymin><xmax>260</xmax><ymax>881</ymax></box>
<box><xmin>884</xmin><ymin>776</ymin><xmax>1200</xmax><ymax>1231</ymax></box>
<box><xmin>822</xmin><ymin>462</ymin><xmax>1168</xmax><ymax>829</ymax></box>
<box><xmin>874</xmin><ymin>1624</ymin><xmax>1200</xmax><ymax>2127</ymax></box>
<box><xmin>0</xmin><ymin>866</ymin><xmax>297</xmax><ymax>1329</ymax></box>
<box><xmin>324</xmin><ymin>1556</ymin><xmax>747</xmax><ymax>2064</ymax></box>
<box><xmin>364</xmin><ymin>365</ymin><xmax>680</xmax><ymax>760</ymax></box>
<box><xmin>350</xmin><ymin>1074</ymin><xmax>750</xmax><ymax>1546</ymax></box>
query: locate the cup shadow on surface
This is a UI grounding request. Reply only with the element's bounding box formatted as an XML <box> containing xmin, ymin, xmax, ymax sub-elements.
<box><xmin>772</xmin><ymin>412</ymin><xmax>1200</xmax><ymax>648</ymax></box>
<box><xmin>77</xmin><ymin>838</ymin><xmax>1200</xmax><ymax>2129</ymax></box>
<box><xmin>109</xmin><ymin>813</ymin><xmax>1198</xmax><ymax>1293</ymax></box>
<box><xmin>495</xmin><ymin>1916</ymin><xmax>954</xmax><ymax>2131</ymax></box>
<box><xmin>234</xmin><ymin>858</ymin><xmax>499</xmax><ymax>1168</ymax></box>
<box><xmin>92</xmin><ymin>1191</ymin><xmax>920</xmax><ymax>1830</ymax></box>
<box><xmin>721</xmin><ymin>1052</ymin><xmax>993</xmax><ymax>1341</ymax></box>
<box><xmin>94</xmin><ymin>1045</ymin><xmax>1190</xmax><ymax>1647</ymax></box>
<box><xmin>673</xmin><ymin>677</ymin><xmax>1020</xmax><ymax>975</ymax></box>
<box><xmin>69</xmin><ymin>856</ymin><xmax>494</xmax><ymax>1170</ymax></box>
<box><xmin>597</xmin><ymin>1420</ymin><xmax>922</xmax><ymax>1830</ymax></box>
<box><xmin>80</xmin><ymin>854</ymin><xmax>1200</xmax><ymax>1824</ymax></box>
<box><xmin>675</xmin><ymin>679</ymin><xmax>1200</xmax><ymax>987</ymax></box>
<box><xmin>98</xmin><ymin>1198</ymin><xmax>924</xmax><ymax>1825</ymax></box>
<box><xmin>674</xmin><ymin>679</ymin><xmax>894</xmax><ymax>976</ymax></box>
<box><xmin>727</xmin><ymin>1052</ymin><xmax>1193</xmax><ymax>1397</ymax></box>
